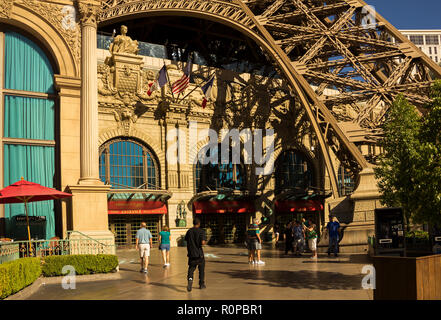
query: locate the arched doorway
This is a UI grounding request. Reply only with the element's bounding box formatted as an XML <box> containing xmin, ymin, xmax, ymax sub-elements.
<box><xmin>193</xmin><ymin>143</ymin><xmax>251</xmax><ymax>244</ymax></box>
<box><xmin>99</xmin><ymin>138</ymin><xmax>170</xmax><ymax>247</ymax></box>
<box><xmin>274</xmin><ymin>150</ymin><xmax>324</xmax><ymax>234</ymax></box>
<box><xmin>0</xmin><ymin>29</ymin><xmax>59</xmax><ymax>240</ymax></box>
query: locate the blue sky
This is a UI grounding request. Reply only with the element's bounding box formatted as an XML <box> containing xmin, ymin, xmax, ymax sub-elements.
<box><xmin>366</xmin><ymin>0</ymin><xmax>441</xmax><ymax>29</ymax></box>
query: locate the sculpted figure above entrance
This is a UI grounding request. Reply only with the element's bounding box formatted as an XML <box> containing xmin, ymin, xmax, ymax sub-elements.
<box><xmin>99</xmin><ymin>25</ymin><xmax>157</xmax><ymax>133</ymax></box>
<box><xmin>109</xmin><ymin>25</ymin><xmax>139</xmax><ymax>55</ymax></box>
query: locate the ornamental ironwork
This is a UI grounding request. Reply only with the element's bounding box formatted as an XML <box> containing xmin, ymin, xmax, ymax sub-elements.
<box><xmin>98</xmin><ymin>0</ymin><xmax>441</xmax><ymax>197</ymax></box>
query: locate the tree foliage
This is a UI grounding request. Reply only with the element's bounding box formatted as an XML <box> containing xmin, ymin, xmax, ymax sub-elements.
<box><xmin>374</xmin><ymin>95</ymin><xmax>422</xmax><ymax>227</ymax></box>
<box><xmin>413</xmin><ymin>81</ymin><xmax>441</xmax><ymax>226</ymax></box>
<box><xmin>375</xmin><ymin>81</ymin><xmax>441</xmax><ymax>228</ymax></box>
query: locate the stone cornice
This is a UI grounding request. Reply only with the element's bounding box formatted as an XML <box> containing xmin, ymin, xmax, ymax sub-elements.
<box><xmin>67</xmin><ymin>184</ymin><xmax>111</xmax><ymax>193</ymax></box>
<box><xmin>55</xmin><ymin>74</ymin><xmax>82</xmax><ymax>97</ymax></box>
<box><xmin>55</xmin><ymin>74</ymin><xmax>81</xmax><ymax>89</ymax></box>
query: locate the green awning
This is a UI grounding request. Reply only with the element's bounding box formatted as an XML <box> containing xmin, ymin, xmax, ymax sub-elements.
<box><xmin>107</xmin><ymin>189</ymin><xmax>172</xmax><ymax>203</ymax></box>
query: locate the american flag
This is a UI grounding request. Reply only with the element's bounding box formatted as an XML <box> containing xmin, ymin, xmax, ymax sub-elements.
<box><xmin>172</xmin><ymin>56</ymin><xmax>192</xmax><ymax>94</ymax></box>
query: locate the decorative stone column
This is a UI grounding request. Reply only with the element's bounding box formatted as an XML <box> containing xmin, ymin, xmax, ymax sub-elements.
<box><xmin>78</xmin><ymin>0</ymin><xmax>101</xmax><ymax>185</ymax></box>
<box><xmin>65</xmin><ymin>1</ymin><xmax>114</xmax><ymax>251</ymax></box>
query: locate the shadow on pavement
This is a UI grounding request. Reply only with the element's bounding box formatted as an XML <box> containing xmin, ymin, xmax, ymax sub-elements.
<box><xmin>209</xmin><ymin>260</ymin><xmax>248</xmax><ymax>264</ymax></box>
<box><xmin>119</xmin><ymin>267</ymin><xmax>142</xmax><ymax>273</ymax></box>
<box><xmin>140</xmin><ymin>281</ymin><xmax>188</xmax><ymax>293</ymax></box>
<box><xmin>302</xmin><ymin>260</ymin><xmax>342</xmax><ymax>264</ymax></box>
<box><xmin>214</xmin><ymin>269</ymin><xmax>363</xmax><ymax>290</ymax></box>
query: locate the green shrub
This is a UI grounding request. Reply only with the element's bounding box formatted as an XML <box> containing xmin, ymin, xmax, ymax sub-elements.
<box><xmin>0</xmin><ymin>258</ymin><xmax>41</xmax><ymax>299</ymax></box>
<box><xmin>41</xmin><ymin>254</ymin><xmax>118</xmax><ymax>277</ymax></box>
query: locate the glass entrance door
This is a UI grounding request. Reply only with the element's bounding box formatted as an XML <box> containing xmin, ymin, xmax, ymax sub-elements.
<box><xmin>109</xmin><ymin>215</ymin><xmax>161</xmax><ymax>247</ymax></box>
<box><xmin>198</xmin><ymin>213</ymin><xmax>247</xmax><ymax>244</ymax></box>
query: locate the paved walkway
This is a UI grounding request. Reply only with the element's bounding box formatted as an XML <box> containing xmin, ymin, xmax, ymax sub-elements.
<box><xmin>28</xmin><ymin>246</ymin><xmax>373</xmax><ymax>300</ymax></box>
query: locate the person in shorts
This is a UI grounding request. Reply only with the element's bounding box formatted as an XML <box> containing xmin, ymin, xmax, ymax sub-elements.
<box><xmin>159</xmin><ymin>225</ymin><xmax>171</xmax><ymax>267</ymax></box>
<box><xmin>293</xmin><ymin>221</ymin><xmax>305</xmax><ymax>256</ymax></box>
<box><xmin>247</xmin><ymin>218</ymin><xmax>264</xmax><ymax>265</ymax></box>
<box><xmin>135</xmin><ymin>222</ymin><xmax>153</xmax><ymax>273</ymax></box>
<box><xmin>306</xmin><ymin>223</ymin><xmax>318</xmax><ymax>259</ymax></box>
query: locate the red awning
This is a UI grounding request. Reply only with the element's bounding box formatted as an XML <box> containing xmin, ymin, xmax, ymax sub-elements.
<box><xmin>193</xmin><ymin>200</ymin><xmax>255</xmax><ymax>214</ymax></box>
<box><xmin>275</xmin><ymin>200</ymin><xmax>323</xmax><ymax>213</ymax></box>
<box><xmin>108</xmin><ymin>200</ymin><xmax>167</xmax><ymax>215</ymax></box>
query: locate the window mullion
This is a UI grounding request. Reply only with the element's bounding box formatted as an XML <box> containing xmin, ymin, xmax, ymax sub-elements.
<box><xmin>105</xmin><ymin>147</ymin><xmax>110</xmax><ymax>184</ymax></box>
<box><xmin>143</xmin><ymin>149</ymin><xmax>148</xmax><ymax>189</ymax></box>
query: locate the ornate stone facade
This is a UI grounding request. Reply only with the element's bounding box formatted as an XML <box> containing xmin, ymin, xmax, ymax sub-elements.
<box><xmin>14</xmin><ymin>0</ymin><xmax>81</xmax><ymax>73</ymax></box>
<box><xmin>0</xmin><ymin>0</ymin><xmax>14</xmax><ymax>19</ymax></box>
<box><xmin>9</xmin><ymin>0</ymin><xmax>437</xmax><ymax>251</ymax></box>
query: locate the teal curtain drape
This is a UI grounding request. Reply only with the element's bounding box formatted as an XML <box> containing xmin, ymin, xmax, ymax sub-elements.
<box><xmin>4</xmin><ymin>145</ymin><xmax>56</xmax><ymax>240</ymax></box>
<box><xmin>4</xmin><ymin>95</ymin><xmax>55</xmax><ymax>140</ymax></box>
<box><xmin>2</xmin><ymin>31</ymin><xmax>56</xmax><ymax>240</ymax></box>
<box><xmin>4</xmin><ymin>31</ymin><xmax>55</xmax><ymax>94</ymax></box>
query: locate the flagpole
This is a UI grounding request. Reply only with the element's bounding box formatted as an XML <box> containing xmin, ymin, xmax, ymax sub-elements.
<box><xmin>162</xmin><ymin>59</ymin><xmax>175</xmax><ymax>102</ymax></box>
<box><xmin>178</xmin><ymin>85</ymin><xmax>199</xmax><ymax>103</ymax></box>
<box><xmin>179</xmin><ymin>72</ymin><xmax>216</xmax><ymax>103</ymax></box>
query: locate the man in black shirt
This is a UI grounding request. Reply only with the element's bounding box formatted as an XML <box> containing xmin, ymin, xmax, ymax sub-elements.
<box><xmin>185</xmin><ymin>217</ymin><xmax>207</xmax><ymax>292</ymax></box>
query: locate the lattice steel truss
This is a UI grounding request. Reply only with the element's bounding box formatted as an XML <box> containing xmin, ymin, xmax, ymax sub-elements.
<box><xmin>98</xmin><ymin>0</ymin><xmax>441</xmax><ymax>197</ymax></box>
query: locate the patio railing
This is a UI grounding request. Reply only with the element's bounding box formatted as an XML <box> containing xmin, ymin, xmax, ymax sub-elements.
<box><xmin>0</xmin><ymin>236</ymin><xmax>116</xmax><ymax>264</ymax></box>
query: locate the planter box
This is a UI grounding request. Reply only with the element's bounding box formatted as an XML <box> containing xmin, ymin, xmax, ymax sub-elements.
<box><xmin>373</xmin><ymin>254</ymin><xmax>441</xmax><ymax>300</ymax></box>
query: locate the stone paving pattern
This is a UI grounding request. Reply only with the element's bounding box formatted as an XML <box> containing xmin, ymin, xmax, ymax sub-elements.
<box><xmin>28</xmin><ymin>246</ymin><xmax>373</xmax><ymax>300</ymax></box>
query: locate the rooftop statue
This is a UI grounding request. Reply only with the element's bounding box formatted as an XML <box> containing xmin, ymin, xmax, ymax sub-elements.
<box><xmin>109</xmin><ymin>25</ymin><xmax>139</xmax><ymax>55</ymax></box>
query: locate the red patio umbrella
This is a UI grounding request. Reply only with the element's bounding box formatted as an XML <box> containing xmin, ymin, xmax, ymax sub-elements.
<box><xmin>0</xmin><ymin>178</ymin><xmax>73</xmax><ymax>244</ymax></box>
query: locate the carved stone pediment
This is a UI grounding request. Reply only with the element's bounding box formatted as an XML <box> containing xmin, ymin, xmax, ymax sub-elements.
<box><xmin>98</xmin><ymin>26</ymin><xmax>219</xmax><ymax>131</ymax></box>
<box><xmin>98</xmin><ymin>26</ymin><xmax>162</xmax><ymax>132</ymax></box>
<box><xmin>112</xmin><ymin>53</ymin><xmax>143</xmax><ymax>97</ymax></box>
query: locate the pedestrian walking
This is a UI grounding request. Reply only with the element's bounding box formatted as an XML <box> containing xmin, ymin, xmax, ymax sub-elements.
<box><xmin>135</xmin><ymin>222</ymin><xmax>153</xmax><ymax>273</ymax></box>
<box><xmin>159</xmin><ymin>225</ymin><xmax>171</xmax><ymax>267</ymax></box>
<box><xmin>301</xmin><ymin>218</ymin><xmax>309</xmax><ymax>229</ymax></box>
<box><xmin>274</xmin><ymin>223</ymin><xmax>280</xmax><ymax>245</ymax></box>
<box><xmin>306</xmin><ymin>223</ymin><xmax>318</xmax><ymax>259</ymax></box>
<box><xmin>326</xmin><ymin>216</ymin><xmax>341</xmax><ymax>257</ymax></box>
<box><xmin>293</xmin><ymin>221</ymin><xmax>305</xmax><ymax>256</ymax></box>
<box><xmin>185</xmin><ymin>218</ymin><xmax>207</xmax><ymax>292</ymax></box>
<box><xmin>247</xmin><ymin>218</ymin><xmax>265</xmax><ymax>265</ymax></box>
<box><xmin>283</xmin><ymin>221</ymin><xmax>294</xmax><ymax>255</ymax></box>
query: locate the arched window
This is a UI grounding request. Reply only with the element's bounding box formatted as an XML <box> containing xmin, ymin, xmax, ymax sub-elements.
<box><xmin>99</xmin><ymin>139</ymin><xmax>159</xmax><ymax>189</ymax></box>
<box><xmin>1</xmin><ymin>30</ymin><xmax>57</xmax><ymax>240</ymax></box>
<box><xmin>194</xmin><ymin>144</ymin><xmax>245</xmax><ymax>193</ymax></box>
<box><xmin>338</xmin><ymin>165</ymin><xmax>355</xmax><ymax>196</ymax></box>
<box><xmin>275</xmin><ymin>150</ymin><xmax>314</xmax><ymax>192</ymax></box>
